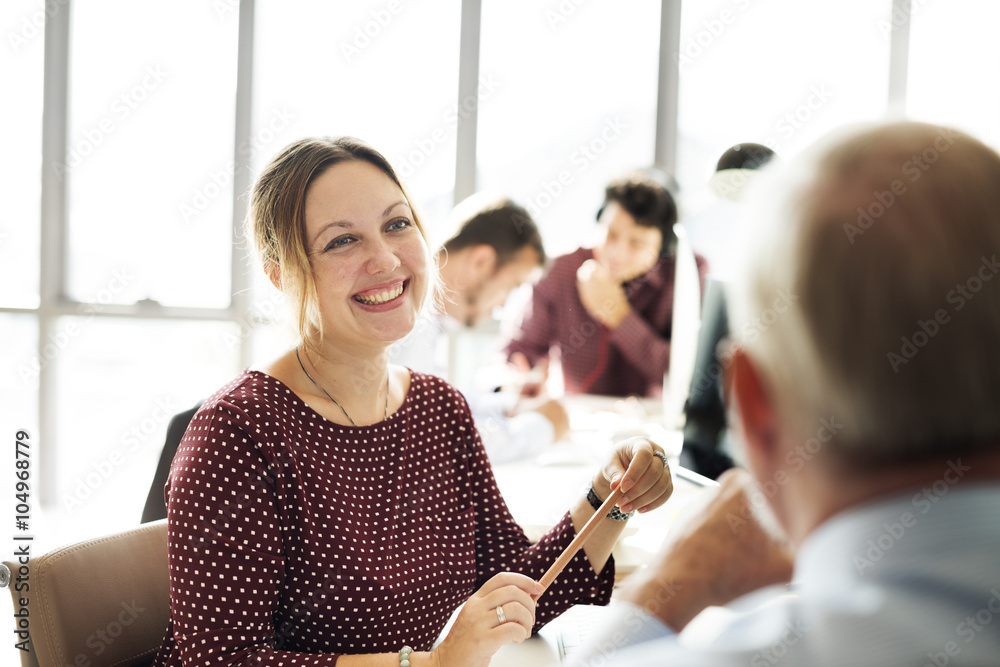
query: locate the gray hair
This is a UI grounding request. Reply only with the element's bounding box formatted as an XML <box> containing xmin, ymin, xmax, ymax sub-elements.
<box><xmin>728</xmin><ymin>121</ymin><xmax>1000</xmax><ymax>463</ymax></box>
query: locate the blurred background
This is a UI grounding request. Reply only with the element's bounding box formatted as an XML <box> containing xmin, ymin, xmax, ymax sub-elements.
<box><xmin>2</xmin><ymin>0</ymin><xmax>998</xmax><ymax>550</ymax></box>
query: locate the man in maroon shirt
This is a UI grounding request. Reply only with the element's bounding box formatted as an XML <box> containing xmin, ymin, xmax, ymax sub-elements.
<box><xmin>502</xmin><ymin>172</ymin><xmax>708</xmax><ymax>397</ymax></box>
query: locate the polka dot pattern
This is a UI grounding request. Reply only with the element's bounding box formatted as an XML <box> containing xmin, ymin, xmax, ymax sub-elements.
<box><xmin>153</xmin><ymin>370</ymin><xmax>613</xmax><ymax>665</ymax></box>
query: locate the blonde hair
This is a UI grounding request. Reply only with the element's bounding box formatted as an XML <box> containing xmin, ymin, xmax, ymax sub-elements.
<box><xmin>729</xmin><ymin>121</ymin><xmax>1000</xmax><ymax>463</ymax></box>
<box><xmin>247</xmin><ymin>136</ymin><xmax>439</xmax><ymax>346</ymax></box>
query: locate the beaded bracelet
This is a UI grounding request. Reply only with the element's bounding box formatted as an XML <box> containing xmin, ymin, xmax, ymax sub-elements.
<box><xmin>399</xmin><ymin>645</ymin><xmax>413</xmax><ymax>667</ymax></box>
<box><xmin>587</xmin><ymin>485</ymin><xmax>635</xmax><ymax>521</ymax></box>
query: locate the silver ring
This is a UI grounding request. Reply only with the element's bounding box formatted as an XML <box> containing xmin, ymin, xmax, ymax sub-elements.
<box><xmin>496</xmin><ymin>605</ymin><xmax>507</xmax><ymax>624</ymax></box>
<box><xmin>652</xmin><ymin>450</ymin><xmax>668</xmax><ymax>467</ymax></box>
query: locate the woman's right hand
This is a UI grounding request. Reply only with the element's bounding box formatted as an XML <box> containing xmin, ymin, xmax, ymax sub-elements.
<box><xmin>430</xmin><ymin>572</ymin><xmax>542</xmax><ymax>667</ymax></box>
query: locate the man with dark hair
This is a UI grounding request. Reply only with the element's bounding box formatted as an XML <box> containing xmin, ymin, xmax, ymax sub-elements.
<box><xmin>502</xmin><ymin>172</ymin><xmax>708</xmax><ymax>397</ymax></box>
<box><xmin>392</xmin><ymin>193</ymin><xmax>568</xmax><ymax>462</ymax></box>
<box><xmin>438</xmin><ymin>197</ymin><xmax>546</xmax><ymax>326</ymax></box>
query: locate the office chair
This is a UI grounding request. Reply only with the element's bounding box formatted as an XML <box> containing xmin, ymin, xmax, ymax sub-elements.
<box><xmin>679</xmin><ymin>278</ymin><xmax>737</xmax><ymax>479</ymax></box>
<box><xmin>1</xmin><ymin>520</ymin><xmax>169</xmax><ymax>667</ymax></box>
<box><xmin>141</xmin><ymin>402</ymin><xmax>200</xmax><ymax>523</ymax></box>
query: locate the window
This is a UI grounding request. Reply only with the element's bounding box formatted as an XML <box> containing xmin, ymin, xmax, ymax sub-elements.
<box><xmin>2</xmin><ymin>0</ymin><xmax>44</xmax><ymax>308</ymax></box>
<box><xmin>65</xmin><ymin>0</ymin><xmax>239</xmax><ymax>308</ymax></box>
<box><xmin>50</xmin><ymin>318</ymin><xmax>239</xmax><ymax>546</ymax></box>
<box><xmin>908</xmin><ymin>0</ymin><xmax>1000</xmax><ymax>150</ymax></box>
<box><xmin>676</xmin><ymin>0</ymin><xmax>891</xmax><ymax>195</ymax></box>
<box><xmin>1</xmin><ymin>315</ymin><xmax>39</xmax><ymax>439</ymax></box>
<box><xmin>477</xmin><ymin>0</ymin><xmax>662</xmax><ymax>257</ymax></box>
<box><xmin>253</xmin><ymin>0</ymin><xmax>463</xmax><ymax>231</ymax></box>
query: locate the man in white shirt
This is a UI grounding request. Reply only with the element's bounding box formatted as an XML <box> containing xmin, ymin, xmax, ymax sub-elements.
<box><xmin>392</xmin><ymin>194</ymin><xmax>569</xmax><ymax>462</ymax></box>
<box><xmin>577</xmin><ymin>121</ymin><xmax>1000</xmax><ymax>666</ymax></box>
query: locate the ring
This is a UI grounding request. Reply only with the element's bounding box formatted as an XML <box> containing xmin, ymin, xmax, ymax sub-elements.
<box><xmin>652</xmin><ymin>450</ymin><xmax>668</xmax><ymax>467</ymax></box>
<box><xmin>496</xmin><ymin>605</ymin><xmax>507</xmax><ymax>624</ymax></box>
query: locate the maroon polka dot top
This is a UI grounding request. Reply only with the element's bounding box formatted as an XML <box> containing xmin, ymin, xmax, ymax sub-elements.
<box><xmin>153</xmin><ymin>369</ymin><xmax>614</xmax><ymax>666</ymax></box>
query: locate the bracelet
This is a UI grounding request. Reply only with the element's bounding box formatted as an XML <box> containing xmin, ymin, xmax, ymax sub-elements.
<box><xmin>587</xmin><ymin>485</ymin><xmax>635</xmax><ymax>521</ymax></box>
<box><xmin>399</xmin><ymin>645</ymin><xmax>412</xmax><ymax>667</ymax></box>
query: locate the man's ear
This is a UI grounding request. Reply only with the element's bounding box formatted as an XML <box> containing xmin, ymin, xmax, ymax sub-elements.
<box><xmin>467</xmin><ymin>244</ymin><xmax>498</xmax><ymax>278</ymax></box>
<box><xmin>727</xmin><ymin>347</ymin><xmax>780</xmax><ymax>465</ymax></box>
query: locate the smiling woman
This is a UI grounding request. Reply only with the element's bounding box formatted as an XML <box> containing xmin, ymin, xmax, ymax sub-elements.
<box><xmin>151</xmin><ymin>135</ymin><xmax>675</xmax><ymax>667</ymax></box>
<box><xmin>246</xmin><ymin>137</ymin><xmax>434</xmax><ymax>350</ymax></box>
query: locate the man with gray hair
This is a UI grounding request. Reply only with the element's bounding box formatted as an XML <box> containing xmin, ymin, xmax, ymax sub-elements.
<box><xmin>576</xmin><ymin>122</ymin><xmax>1000</xmax><ymax>665</ymax></box>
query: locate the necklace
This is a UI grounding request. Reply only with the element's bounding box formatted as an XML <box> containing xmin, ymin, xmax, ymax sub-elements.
<box><xmin>296</xmin><ymin>346</ymin><xmax>388</xmax><ymax>426</ymax></box>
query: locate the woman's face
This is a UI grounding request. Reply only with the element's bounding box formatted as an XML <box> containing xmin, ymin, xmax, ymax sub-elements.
<box><xmin>302</xmin><ymin>160</ymin><xmax>428</xmax><ymax>350</ymax></box>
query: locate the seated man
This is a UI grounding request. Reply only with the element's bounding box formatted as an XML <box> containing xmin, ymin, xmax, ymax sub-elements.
<box><xmin>576</xmin><ymin>122</ymin><xmax>1000</xmax><ymax>665</ymax></box>
<box><xmin>502</xmin><ymin>172</ymin><xmax>708</xmax><ymax>397</ymax></box>
<box><xmin>682</xmin><ymin>143</ymin><xmax>777</xmax><ymax>479</ymax></box>
<box><xmin>392</xmin><ymin>194</ymin><xmax>568</xmax><ymax>462</ymax></box>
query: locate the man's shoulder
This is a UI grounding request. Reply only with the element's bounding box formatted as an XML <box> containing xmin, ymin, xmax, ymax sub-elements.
<box><xmin>542</xmin><ymin>247</ymin><xmax>593</xmax><ymax>283</ymax></box>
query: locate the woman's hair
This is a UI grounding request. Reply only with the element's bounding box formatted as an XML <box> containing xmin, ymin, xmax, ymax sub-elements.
<box><xmin>247</xmin><ymin>136</ymin><xmax>436</xmax><ymax>344</ymax></box>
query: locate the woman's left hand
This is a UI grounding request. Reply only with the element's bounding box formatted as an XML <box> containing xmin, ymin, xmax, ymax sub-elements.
<box><xmin>594</xmin><ymin>437</ymin><xmax>673</xmax><ymax>514</ymax></box>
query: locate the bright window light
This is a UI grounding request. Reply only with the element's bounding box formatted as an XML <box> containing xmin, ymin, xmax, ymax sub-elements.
<box><xmin>65</xmin><ymin>0</ymin><xmax>239</xmax><ymax>308</ymax></box>
<box><xmin>676</xmin><ymin>0</ymin><xmax>891</xmax><ymax>195</ymax></box>
<box><xmin>1</xmin><ymin>0</ymin><xmax>43</xmax><ymax>308</ymax></box>
<box><xmin>908</xmin><ymin>0</ymin><xmax>1000</xmax><ymax>151</ymax></box>
<box><xmin>477</xmin><ymin>0</ymin><xmax>661</xmax><ymax>257</ymax></box>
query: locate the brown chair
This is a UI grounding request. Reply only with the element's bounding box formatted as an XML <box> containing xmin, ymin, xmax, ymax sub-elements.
<box><xmin>1</xmin><ymin>520</ymin><xmax>169</xmax><ymax>667</ymax></box>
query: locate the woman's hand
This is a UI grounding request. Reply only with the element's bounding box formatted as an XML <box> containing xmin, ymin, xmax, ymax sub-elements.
<box><xmin>430</xmin><ymin>572</ymin><xmax>542</xmax><ymax>667</ymax></box>
<box><xmin>594</xmin><ymin>436</ymin><xmax>673</xmax><ymax>515</ymax></box>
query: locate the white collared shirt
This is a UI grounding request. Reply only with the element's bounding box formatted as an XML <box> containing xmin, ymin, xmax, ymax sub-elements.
<box><xmin>575</xmin><ymin>479</ymin><xmax>1000</xmax><ymax>666</ymax></box>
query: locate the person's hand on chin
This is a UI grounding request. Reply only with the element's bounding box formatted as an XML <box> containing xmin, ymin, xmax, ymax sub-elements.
<box><xmin>576</xmin><ymin>258</ymin><xmax>631</xmax><ymax>329</ymax></box>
